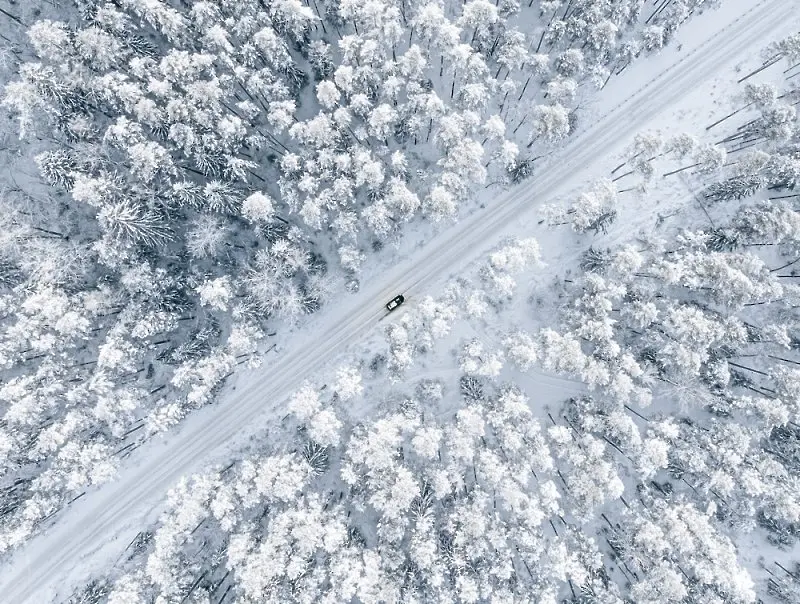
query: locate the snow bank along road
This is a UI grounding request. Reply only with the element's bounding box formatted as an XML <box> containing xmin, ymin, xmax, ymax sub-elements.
<box><xmin>3</xmin><ymin>1</ymin><xmax>794</xmax><ymax>601</ymax></box>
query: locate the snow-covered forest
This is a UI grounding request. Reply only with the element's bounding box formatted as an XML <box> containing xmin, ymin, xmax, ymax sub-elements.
<box><xmin>0</xmin><ymin>0</ymin><xmax>798</xmax><ymax>602</ymax></box>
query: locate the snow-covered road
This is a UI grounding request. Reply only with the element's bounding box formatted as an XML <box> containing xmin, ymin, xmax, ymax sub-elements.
<box><xmin>2</xmin><ymin>1</ymin><xmax>794</xmax><ymax>600</ymax></box>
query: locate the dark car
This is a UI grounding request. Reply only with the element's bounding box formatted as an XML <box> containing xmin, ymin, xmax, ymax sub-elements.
<box><xmin>386</xmin><ymin>294</ymin><xmax>405</xmax><ymax>311</ymax></box>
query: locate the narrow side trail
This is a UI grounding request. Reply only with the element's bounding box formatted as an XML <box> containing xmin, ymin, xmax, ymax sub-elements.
<box><xmin>2</xmin><ymin>1</ymin><xmax>794</xmax><ymax>601</ymax></box>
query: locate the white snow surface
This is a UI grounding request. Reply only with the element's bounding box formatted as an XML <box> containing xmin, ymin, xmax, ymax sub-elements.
<box><xmin>2</xmin><ymin>1</ymin><xmax>797</xmax><ymax>601</ymax></box>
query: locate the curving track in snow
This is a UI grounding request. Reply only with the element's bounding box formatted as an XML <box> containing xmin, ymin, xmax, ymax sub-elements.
<box><xmin>1</xmin><ymin>1</ymin><xmax>795</xmax><ymax>601</ymax></box>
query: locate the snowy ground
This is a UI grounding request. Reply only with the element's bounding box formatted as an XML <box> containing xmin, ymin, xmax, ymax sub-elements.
<box><xmin>2</xmin><ymin>0</ymin><xmax>798</xmax><ymax>601</ymax></box>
